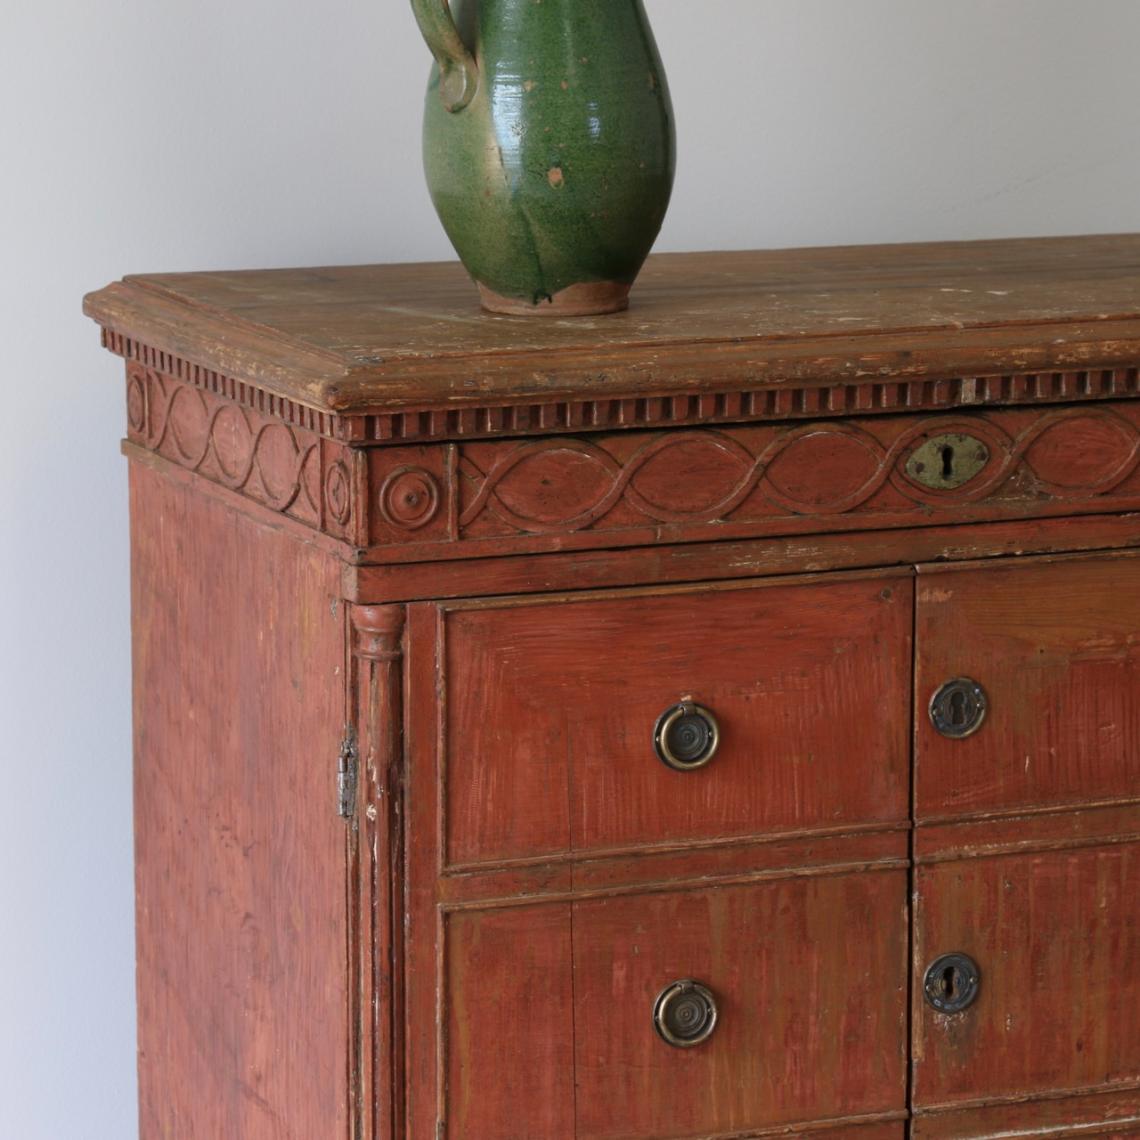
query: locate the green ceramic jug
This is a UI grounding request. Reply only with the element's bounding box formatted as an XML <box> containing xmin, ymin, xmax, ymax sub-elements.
<box><xmin>411</xmin><ymin>0</ymin><xmax>676</xmax><ymax>316</ymax></box>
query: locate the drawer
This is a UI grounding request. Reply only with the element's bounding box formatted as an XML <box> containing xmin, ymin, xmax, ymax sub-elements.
<box><xmin>574</xmin><ymin>871</ymin><xmax>909</xmax><ymax>1137</ymax></box>
<box><xmin>913</xmin><ymin>841</ymin><xmax>1140</xmax><ymax>1112</ymax></box>
<box><xmin>444</xmin><ymin>871</ymin><xmax>909</xmax><ymax>1140</ymax></box>
<box><xmin>915</xmin><ymin>551</ymin><xmax>1140</xmax><ymax>821</ymax></box>
<box><xmin>441</xmin><ymin>572</ymin><xmax>913</xmax><ymax>866</ymax></box>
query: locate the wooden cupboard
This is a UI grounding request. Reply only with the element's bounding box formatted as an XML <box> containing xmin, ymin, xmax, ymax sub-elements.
<box><xmin>86</xmin><ymin>235</ymin><xmax>1140</xmax><ymax>1138</ymax></box>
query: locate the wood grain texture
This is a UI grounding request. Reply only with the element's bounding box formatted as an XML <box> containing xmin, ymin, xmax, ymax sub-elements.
<box><xmin>129</xmin><ymin>461</ymin><xmax>349</xmax><ymax>1139</ymax></box>
<box><xmin>915</xmin><ymin>802</ymin><xmax>1140</xmax><ymax>866</ymax></box>
<box><xmin>432</xmin><ymin>830</ymin><xmax>909</xmax><ymax>912</ymax></box>
<box><xmin>104</xmin><ymin>325</ymin><xmax>1140</xmax><ymax>447</ymax></box>
<box><xmin>125</xmin><ymin>381</ymin><xmax>1140</xmax><ymax>562</ymax></box>
<box><xmin>102</xmin><ymin>239</ymin><xmax>1140</xmax><ymax>1140</ymax></box>
<box><xmin>85</xmin><ymin>236</ymin><xmax>1140</xmax><ymax>427</ymax></box>
<box><xmin>403</xmin><ymin>604</ymin><xmax>447</xmax><ymax>1140</ymax></box>
<box><xmin>445</xmin><ymin>904</ymin><xmax>576</xmax><ymax>1139</ymax></box>
<box><xmin>451</xmin><ymin>404</ymin><xmax>1140</xmax><ymax>555</ymax></box>
<box><xmin>915</xmin><ymin>550</ymin><xmax>1140</xmax><ymax>820</ymax></box>
<box><xmin>573</xmin><ymin>871</ymin><xmax>909</xmax><ymax>1138</ymax></box>
<box><xmin>402</xmin><ymin>588</ymin><xmax>912</xmax><ymax>1140</ymax></box>
<box><xmin>913</xmin><ymin>1083</ymin><xmax>1140</xmax><ymax>1138</ymax></box>
<box><xmin>441</xmin><ymin>572</ymin><xmax>911</xmax><ymax>865</ymax></box>
<box><xmin>116</xmin><ymin>438</ymin><xmax>1140</xmax><ymax>604</ymax></box>
<box><xmin>912</xmin><ymin>843</ymin><xmax>1140</xmax><ymax>1112</ymax></box>
<box><xmin>347</xmin><ymin>606</ymin><xmax>406</xmax><ymax>1140</ymax></box>
<box><xmin>347</xmin><ymin>511</ymin><xmax>1140</xmax><ymax>604</ymax></box>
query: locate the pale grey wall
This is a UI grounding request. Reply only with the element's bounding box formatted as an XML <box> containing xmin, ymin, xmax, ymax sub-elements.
<box><xmin>1</xmin><ymin>2</ymin><xmax>1138</xmax><ymax>1135</ymax></box>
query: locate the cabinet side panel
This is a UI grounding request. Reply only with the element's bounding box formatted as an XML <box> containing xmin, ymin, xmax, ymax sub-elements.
<box><xmin>129</xmin><ymin>462</ymin><xmax>349</xmax><ymax>1139</ymax></box>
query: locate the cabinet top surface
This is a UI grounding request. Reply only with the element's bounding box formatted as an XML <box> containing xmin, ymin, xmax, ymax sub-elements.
<box><xmin>85</xmin><ymin>234</ymin><xmax>1140</xmax><ymax>416</ymax></box>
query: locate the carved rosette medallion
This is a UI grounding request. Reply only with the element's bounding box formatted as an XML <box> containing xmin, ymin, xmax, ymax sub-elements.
<box><xmin>379</xmin><ymin>466</ymin><xmax>441</xmax><ymax>530</ymax></box>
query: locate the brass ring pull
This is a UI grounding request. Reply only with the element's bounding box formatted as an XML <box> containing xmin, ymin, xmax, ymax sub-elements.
<box><xmin>653</xmin><ymin>700</ymin><xmax>720</xmax><ymax>771</ymax></box>
<box><xmin>653</xmin><ymin>979</ymin><xmax>718</xmax><ymax>1048</ymax></box>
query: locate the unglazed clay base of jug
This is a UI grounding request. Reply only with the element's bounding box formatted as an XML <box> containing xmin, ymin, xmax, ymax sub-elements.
<box><xmin>412</xmin><ymin>0</ymin><xmax>675</xmax><ymax>317</ymax></box>
<box><xmin>477</xmin><ymin>280</ymin><xmax>631</xmax><ymax>317</ymax></box>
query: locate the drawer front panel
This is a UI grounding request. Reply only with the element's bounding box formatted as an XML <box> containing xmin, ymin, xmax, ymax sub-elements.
<box><xmin>913</xmin><ymin>842</ymin><xmax>1140</xmax><ymax>1110</ymax></box>
<box><xmin>915</xmin><ymin>551</ymin><xmax>1140</xmax><ymax>820</ymax></box>
<box><xmin>444</xmin><ymin>904</ymin><xmax>576</xmax><ymax>1139</ymax></box>
<box><xmin>443</xmin><ymin>573</ymin><xmax>912</xmax><ymax>865</ymax></box>
<box><xmin>357</xmin><ymin>400</ymin><xmax>1140</xmax><ymax>562</ymax></box>
<box><xmin>573</xmin><ymin>871</ymin><xmax>909</xmax><ymax>1138</ymax></box>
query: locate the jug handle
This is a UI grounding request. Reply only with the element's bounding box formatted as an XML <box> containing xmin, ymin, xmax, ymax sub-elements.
<box><xmin>410</xmin><ymin>0</ymin><xmax>478</xmax><ymax>112</ymax></box>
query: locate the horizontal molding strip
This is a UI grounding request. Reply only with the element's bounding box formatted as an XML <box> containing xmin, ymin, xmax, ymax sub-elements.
<box><xmin>437</xmin><ymin>857</ymin><xmax>910</xmax><ymax>913</ymax></box>
<box><xmin>104</xmin><ymin>329</ymin><xmax>1140</xmax><ymax>444</ymax></box>
<box><xmin>915</xmin><ymin>1074</ymin><xmax>1140</xmax><ymax>1117</ymax></box>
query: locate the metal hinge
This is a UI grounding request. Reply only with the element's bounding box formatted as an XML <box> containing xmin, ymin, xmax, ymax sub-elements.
<box><xmin>337</xmin><ymin>725</ymin><xmax>358</xmax><ymax>820</ymax></box>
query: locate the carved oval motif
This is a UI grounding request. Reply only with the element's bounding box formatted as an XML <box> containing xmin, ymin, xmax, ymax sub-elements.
<box><xmin>166</xmin><ymin>387</ymin><xmax>210</xmax><ymax>464</ymax></box>
<box><xmin>324</xmin><ymin>461</ymin><xmax>351</xmax><ymax>526</ymax></box>
<box><xmin>628</xmin><ymin>436</ymin><xmax>752</xmax><ymax>520</ymax></box>
<box><xmin>763</xmin><ymin>429</ymin><xmax>885</xmax><ymax>513</ymax></box>
<box><xmin>1025</xmin><ymin>412</ymin><xmax>1139</xmax><ymax>493</ymax></box>
<box><xmin>126</xmin><ymin>372</ymin><xmax>146</xmax><ymax>433</ymax></box>
<box><xmin>211</xmin><ymin>404</ymin><xmax>255</xmax><ymax>485</ymax></box>
<box><xmin>492</xmin><ymin>447</ymin><xmax>613</xmax><ymax>527</ymax></box>
<box><xmin>300</xmin><ymin>446</ymin><xmax>322</xmax><ymax>518</ymax></box>
<box><xmin>254</xmin><ymin>424</ymin><xmax>301</xmax><ymax>507</ymax></box>
<box><xmin>379</xmin><ymin>466</ymin><xmax>441</xmax><ymax>530</ymax></box>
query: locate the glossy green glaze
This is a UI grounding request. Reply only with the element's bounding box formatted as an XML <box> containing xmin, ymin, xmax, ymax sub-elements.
<box><xmin>412</xmin><ymin>0</ymin><xmax>675</xmax><ymax>314</ymax></box>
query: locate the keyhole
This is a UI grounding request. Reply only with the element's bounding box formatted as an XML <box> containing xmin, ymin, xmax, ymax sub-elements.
<box><xmin>925</xmin><ymin>952</ymin><xmax>980</xmax><ymax>1012</ymax></box>
<box><xmin>949</xmin><ymin>689</ymin><xmax>968</xmax><ymax>726</ymax></box>
<box><xmin>940</xmin><ymin>445</ymin><xmax>955</xmax><ymax>480</ymax></box>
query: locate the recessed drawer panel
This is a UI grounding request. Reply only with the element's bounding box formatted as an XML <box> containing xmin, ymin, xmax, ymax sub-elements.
<box><xmin>573</xmin><ymin>871</ymin><xmax>909</xmax><ymax>1137</ymax></box>
<box><xmin>915</xmin><ymin>551</ymin><xmax>1140</xmax><ymax>821</ymax></box>
<box><xmin>442</xmin><ymin>573</ymin><xmax>912</xmax><ymax>866</ymax></box>
<box><xmin>445</xmin><ymin>904</ymin><xmax>576</xmax><ymax>1140</ymax></box>
<box><xmin>913</xmin><ymin>841</ymin><xmax>1140</xmax><ymax>1112</ymax></box>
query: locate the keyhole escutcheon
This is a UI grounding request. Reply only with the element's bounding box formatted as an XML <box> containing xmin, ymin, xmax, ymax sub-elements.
<box><xmin>930</xmin><ymin>677</ymin><xmax>988</xmax><ymax>739</ymax></box>
<box><xmin>924</xmin><ymin>953</ymin><xmax>981</xmax><ymax>1013</ymax></box>
<box><xmin>904</xmin><ymin>432</ymin><xmax>991</xmax><ymax>490</ymax></box>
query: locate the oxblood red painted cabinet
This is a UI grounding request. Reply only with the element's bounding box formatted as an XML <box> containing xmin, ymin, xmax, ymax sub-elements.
<box><xmin>86</xmin><ymin>236</ymin><xmax>1140</xmax><ymax>1138</ymax></box>
<box><xmin>911</xmin><ymin>552</ymin><xmax>1140</xmax><ymax>1137</ymax></box>
<box><xmin>407</xmin><ymin>575</ymin><xmax>913</xmax><ymax>1137</ymax></box>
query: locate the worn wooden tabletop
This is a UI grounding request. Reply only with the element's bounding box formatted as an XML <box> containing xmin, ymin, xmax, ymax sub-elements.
<box><xmin>85</xmin><ymin>234</ymin><xmax>1140</xmax><ymax>413</ymax></box>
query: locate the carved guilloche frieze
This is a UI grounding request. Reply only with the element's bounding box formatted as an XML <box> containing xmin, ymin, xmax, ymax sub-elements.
<box><xmin>124</xmin><ymin>361</ymin><xmax>362</xmax><ymax>541</ymax></box>
<box><xmin>458</xmin><ymin>405</ymin><xmax>1140</xmax><ymax>542</ymax></box>
<box><xmin>125</xmin><ymin>359</ymin><xmax>1140</xmax><ymax>559</ymax></box>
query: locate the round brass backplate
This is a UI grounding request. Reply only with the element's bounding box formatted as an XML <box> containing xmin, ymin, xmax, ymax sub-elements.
<box><xmin>930</xmin><ymin>678</ymin><xmax>988</xmax><ymax>739</ymax></box>
<box><xmin>653</xmin><ymin>979</ymin><xmax>719</xmax><ymax>1047</ymax></box>
<box><xmin>653</xmin><ymin>701</ymin><xmax>720</xmax><ymax>771</ymax></box>
<box><xmin>924</xmin><ymin>953</ymin><xmax>981</xmax><ymax>1014</ymax></box>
